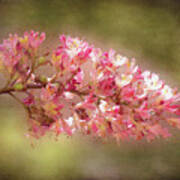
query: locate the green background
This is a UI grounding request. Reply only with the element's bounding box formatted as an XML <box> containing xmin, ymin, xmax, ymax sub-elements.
<box><xmin>0</xmin><ymin>0</ymin><xmax>180</xmax><ymax>179</ymax></box>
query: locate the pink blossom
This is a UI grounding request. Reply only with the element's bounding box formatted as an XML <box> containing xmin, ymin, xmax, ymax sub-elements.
<box><xmin>0</xmin><ymin>31</ymin><xmax>179</xmax><ymax>142</ymax></box>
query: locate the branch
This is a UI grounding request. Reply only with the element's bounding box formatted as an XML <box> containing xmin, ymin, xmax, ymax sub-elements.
<box><xmin>0</xmin><ymin>83</ymin><xmax>46</xmax><ymax>95</ymax></box>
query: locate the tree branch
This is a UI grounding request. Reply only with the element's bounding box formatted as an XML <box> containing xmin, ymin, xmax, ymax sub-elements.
<box><xmin>0</xmin><ymin>83</ymin><xmax>46</xmax><ymax>95</ymax></box>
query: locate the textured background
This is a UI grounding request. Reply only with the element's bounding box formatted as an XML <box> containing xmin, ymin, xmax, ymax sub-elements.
<box><xmin>0</xmin><ymin>0</ymin><xmax>180</xmax><ymax>179</ymax></box>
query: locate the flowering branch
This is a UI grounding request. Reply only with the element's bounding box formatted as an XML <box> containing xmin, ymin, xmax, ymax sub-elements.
<box><xmin>0</xmin><ymin>30</ymin><xmax>179</xmax><ymax>142</ymax></box>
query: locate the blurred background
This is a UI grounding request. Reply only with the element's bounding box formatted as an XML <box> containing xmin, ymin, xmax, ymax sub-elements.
<box><xmin>0</xmin><ymin>0</ymin><xmax>180</xmax><ymax>179</ymax></box>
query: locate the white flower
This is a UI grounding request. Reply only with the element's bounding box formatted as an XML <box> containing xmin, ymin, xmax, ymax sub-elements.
<box><xmin>90</xmin><ymin>53</ymin><xmax>96</xmax><ymax>62</ymax></box>
<box><xmin>99</xmin><ymin>100</ymin><xmax>108</xmax><ymax>113</ymax></box>
<box><xmin>142</xmin><ymin>71</ymin><xmax>151</xmax><ymax>80</ymax></box>
<box><xmin>65</xmin><ymin>117</ymin><xmax>74</xmax><ymax>126</ymax></box>
<box><xmin>116</xmin><ymin>74</ymin><xmax>133</xmax><ymax>87</ymax></box>
<box><xmin>90</xmin><ymin>48</ymin><xmax>102</xmax><ymax>62</ymax></box>
<box><xmin>113</xmin><ymin>55</ymin><xmax>127</xmax><ymax>67</ymax></box>
<box><xmin>64</xmin><ymin>92</ymin><xmax>75</xmax><ymax>99</ymax></box>
<box><xmin>161</xmin><ymin>85</ymin><xmax>174</xmax><ymax>100</ymax></box>
<box><xmin>147</xmin><ymin>73</ymin><xmax>162</xmax><ymax>90</ymax></box>
<box><xmin>128</xmin><ymin>124</ymin><xmax>133</xmax><ymax>129</ymax></box>
<box><xmin>75</xmin><ymin>102</ymin><xmax>83</xmax><ymax>108</ymax></box>
<box><xmin>132</xmin><ymin>65</ymin><xmax>139</xmax><ymax>74</ymax></box>
<box><xmin>97</xmin><ymin>71</ymin><xmax>104</xmax><ymax>80</ymax></box>
<box><xmin>66</xmin><ymin>38</ymin><xmax>82</xmax><ymax>58</ymax></box>
<box><xmin>142</xmin><ymin>72</ymin><xmax>162</xmax><ymax>91</ymax></box>
<box><xmin>65</xmin><ymin>117</ymin><xmax>76</xmax><ymax>133</ymax></box>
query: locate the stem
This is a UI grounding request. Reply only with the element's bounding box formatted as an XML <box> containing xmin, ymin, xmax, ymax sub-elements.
<box><xmin>0</xmin><ymin>83</ymin><xmax>46</xmax><ymax>95</ymax></box>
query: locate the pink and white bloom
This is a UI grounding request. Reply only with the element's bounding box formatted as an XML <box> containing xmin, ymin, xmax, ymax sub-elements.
<box><xmin>0</xmin><ymin>31</ymin><xmax>179</xmax><ymax>142</ymax></box>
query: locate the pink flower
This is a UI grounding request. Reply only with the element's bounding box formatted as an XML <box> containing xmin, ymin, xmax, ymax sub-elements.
<box><xmin>0</xmin><ymin>32</ymin><xmax>179</xmax><ymax>142</ymax></box>
<box><xmin>98</xmin><ymin>75</ymin><xmax>116</xmax><ymax>96</ymax></box>
<box><xmin>23</xmin><ymin>94</ymin><xmax>35</xmax><ymax>106</ymax></box>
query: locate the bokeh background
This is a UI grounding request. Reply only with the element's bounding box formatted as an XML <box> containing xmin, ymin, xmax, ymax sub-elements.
<box><xmin>0</xmin><ymin>0</ymin><xmax>180</xmax><ymax>179</ymax></box>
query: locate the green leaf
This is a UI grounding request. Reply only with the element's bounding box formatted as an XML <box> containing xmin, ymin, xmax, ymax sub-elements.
<box><xmin>37</xmin><ymin>56</ymin><xmax>46</xmax><ymax>65</ymax></box>
<box><xmin>14</xmin><ymin>83</ymin><xmax>24</xmax><ymax>91</ymax></box>
<box><xmin>39</xmin><ymin>76</ymin><xmax>47</xmax><ymax>83</ymax></box>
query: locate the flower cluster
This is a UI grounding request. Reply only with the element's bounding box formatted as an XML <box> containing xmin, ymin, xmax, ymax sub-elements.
<box><xmin>0</xmin><ymin>31</ymin><xmax>179</xmax><ymax>142</ymax></box>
